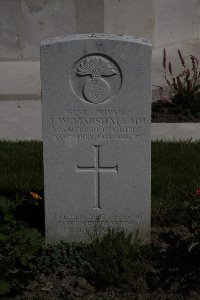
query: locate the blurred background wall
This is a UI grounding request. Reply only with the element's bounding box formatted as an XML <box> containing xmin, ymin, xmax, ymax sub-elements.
<box><xmin>0</xmin><ymin>0</ymin><xmax>200</xmax><ymax>61</ymax></box>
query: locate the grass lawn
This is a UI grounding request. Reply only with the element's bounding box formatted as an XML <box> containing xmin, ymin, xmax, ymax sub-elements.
<box><xmin>1</xmin><ymin>139</ymin><xmax>200</xmax><ymax>208</ymax></box>
<box><xmin>152</xmin><ymin>140</ymin><xmax>200</xmax><ymax>209</ymax></box>
<box><xmin>0</xmin><ymin>141</ymin><xmax>43</xmax><ymax>195</ymax></box>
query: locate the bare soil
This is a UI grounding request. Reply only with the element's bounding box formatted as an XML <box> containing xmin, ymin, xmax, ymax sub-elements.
<box><xmin>152</xmin><ymin>101</ymin><xmax>200</xmax><ymax>123</ymax></box>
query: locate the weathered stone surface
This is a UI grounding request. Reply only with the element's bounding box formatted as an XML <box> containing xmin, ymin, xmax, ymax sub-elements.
<box><xmin>104</xmin><ymin>0</ymin><xmax>153</xmax><ymax>41</ymax></box>
<box><xmin>76</xmin><ymin>0</ymin><xmax>104</xmax><ymax>34</ymax></box>
<box><xmin>21</xmin><ymin>0</ymin><xmax>76</xmax><ymax>59</ymax></box>
<box><xmin>41</xmin><ymin>34</ymin><xmax>152</xmax><ymax>243</ymax></box>
<box><xmin>154</xmin><ymin>0</ymin><xmax>199</xmax><ymax>47</ymax></box>
<box><xmin>0</xmin><ymin>0</ymin><xmax>21</xmax><ymax>60</ymax></box>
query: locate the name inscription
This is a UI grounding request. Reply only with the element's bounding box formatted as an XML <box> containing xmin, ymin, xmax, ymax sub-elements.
<box><xmin>51</xmin><ymin>109</ymin><xmax>148</xmax><ymax>141</ymax></box>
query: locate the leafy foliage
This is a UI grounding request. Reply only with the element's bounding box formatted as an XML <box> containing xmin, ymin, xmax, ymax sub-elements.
<box><xmin>37</xmin><ymin>229</ymin><xmax>146</xmax><ymax>290</ymax></box>
<box><xmin>183</xmin><ymin>188</ymin><xmax>200</xmax><ymax>254</ymax></box>
<box><xmin>36</xmin><ymin>241</ymin><xmax>90</xmax><ymax>276</ymax></box>
<box><xmin>87</xmin><ymin>228</ymin><xmax>143</xmax><ymax>288</ymax></box>
<box><xmin>0</xmin><ymin>196</ymin><xmax>43</xmax><ymax>295</ymax></box>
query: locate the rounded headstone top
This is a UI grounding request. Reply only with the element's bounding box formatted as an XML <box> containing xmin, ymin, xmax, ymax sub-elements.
<box><xmin>41</xmin><ymin>33</ymin><xmax>152</xmax><ymax>47</ymax></box>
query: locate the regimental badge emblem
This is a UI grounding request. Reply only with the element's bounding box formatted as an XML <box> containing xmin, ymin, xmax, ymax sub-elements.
<box><xmin>77</xmin><ymin>56</ymin><xmax>117</xmax><ymax>103</ymax></box>
<box><xmin>70</xmin><ymin>54</ymin><xmax>122</xmax><ymax>104</ymax></box>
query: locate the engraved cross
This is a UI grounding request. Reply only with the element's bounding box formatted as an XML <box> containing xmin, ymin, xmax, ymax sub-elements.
<box><xmin>77</xmin><ymin>145</ymin><xmax>118</xmax><ymax>209</ymax></box>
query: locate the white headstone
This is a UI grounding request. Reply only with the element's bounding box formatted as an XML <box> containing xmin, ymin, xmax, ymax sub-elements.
<box><xmin>41</xmin><ymin>34</ymin><xmax>152</xmax><ymax>243</ymax></box>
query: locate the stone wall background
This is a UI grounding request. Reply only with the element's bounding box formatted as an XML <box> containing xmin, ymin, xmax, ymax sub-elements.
<box><xmin>0</xmin><ymin>0</ymin><xmax>199</xmax><ymax>61</ymax></box>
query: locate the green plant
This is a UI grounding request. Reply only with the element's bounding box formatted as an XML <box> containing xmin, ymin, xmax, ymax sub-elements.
<box><xmin>0</xmin><ymin>196</ymin><xmax>43</xmax><ymax>295</ymax></box>
<box><xmin>183</xmin><ymin>187</ymin><xmax>200</xmax><ymax>230</ymax></box>
<box><xmin>162</xmin><ymin>48</ymin><xmax>200</xmax><ymax>108</ymax></box>
<box><xmin>36</xmin><ymin>241</ymin><xmax>90</xmax><ymax>276</ymax></box>
<box><xmin>184</xmin><ymin>188</ymin><xmax>200</xmax><ymax>255</ymax></box>
<box><xmin>87</xmin><ymin>228</ymin><xmax>143</xmax><ymax>288</ymax></box>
